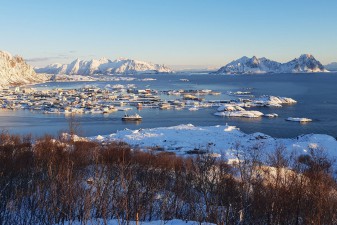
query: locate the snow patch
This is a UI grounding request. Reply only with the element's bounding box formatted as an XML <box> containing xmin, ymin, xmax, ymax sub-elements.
<box><xmin>88</xmin><ymin>124</ymin><xmax>337</xmax><ymax>162</ymax></box>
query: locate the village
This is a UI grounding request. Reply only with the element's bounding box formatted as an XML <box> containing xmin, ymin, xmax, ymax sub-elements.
<box><xmin>0</xmin><ymin>85</ymin><xmax>228</xmax><ymax>115</ymax></box>
<box><xmin>0</xmin><ymin>84</ymin><xmax>302</xmax><ymax>121</ymax></box>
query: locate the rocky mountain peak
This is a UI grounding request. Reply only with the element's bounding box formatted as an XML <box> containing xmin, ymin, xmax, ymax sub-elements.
<box><xmin>35</xmin><ymin>57</ymin><xmax>173</xmax><ymax>75</ymax></box>
<box><xmin>215</xmin><ymin>54</ymin><xmax>328</xmax><ymax>74</ymax></box>
<box><xmin>0</xmin><ymin>50</ymin><xmax>47</xmax><ymax>87</ymax></box>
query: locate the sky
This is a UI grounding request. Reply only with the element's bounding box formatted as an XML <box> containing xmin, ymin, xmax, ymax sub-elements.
<box><xmin>1</xmin><ymin>0</ymin><xmax>337</xmax><ymax>69</ymax></box>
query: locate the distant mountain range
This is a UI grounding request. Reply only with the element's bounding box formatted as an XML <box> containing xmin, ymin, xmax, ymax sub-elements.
<box><xmin>215</xmin><ymin>54</ymin><xmax>329</xmax><ymax>74</ymax></box>
<box><xmin>1</xmin><ymin>50</ymin><xmax>334</xmax><ymax>88</ymax></box>
<box><xmin>35</xmin><ymin>57</ymin><xmax>173</xmax><ymax>75</ymax></box>
<box><xmin>325</xmin><ymin>62</ymin><xmax>337</xmax><ymax>71</ymax></box>
<box><xmin>0</xmin><ymin>51</ymin><xmax>47</xmax><ymax>87</ymax></box>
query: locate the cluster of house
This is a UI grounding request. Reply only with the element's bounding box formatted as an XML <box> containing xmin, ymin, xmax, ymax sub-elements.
<box><xmin>0</xmin><ymin>85</ymin><xmax>225</xmax><ymax>114</ymax></box>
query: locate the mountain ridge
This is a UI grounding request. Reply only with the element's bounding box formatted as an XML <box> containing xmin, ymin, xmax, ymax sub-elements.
<box><xmin>0</xmin><ymin>51</ymin><xmax>47</xmax><ymax>87</ymax></box>
<box><xmin>35</xmin><ymin>57</ymin><xmax>173</xmax><ymax>75</ymax></box>
<box><xmin>215</xmin><ymin>54</ymin><xmax>328</xmax><ymax>74</ymax></box>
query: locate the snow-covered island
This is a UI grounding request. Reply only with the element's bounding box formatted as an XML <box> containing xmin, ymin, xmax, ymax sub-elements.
<box><xmin>88</xmin><ymin>123</ymin><xmax>337</xmax><ymax>162</ymax></box>
<box><xmin>214</xmin><ymin>96</ymin><xmax>297</xmax><ymax>118</ymax></box>
<box><xmin>215</xmin><ymin>54</ymin><xmax>329</xmax><ymax>74</ymax></box>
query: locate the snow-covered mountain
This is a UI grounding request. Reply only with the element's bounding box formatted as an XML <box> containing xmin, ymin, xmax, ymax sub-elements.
<box><xmin>35</xmin><ymin>57</ymin><xmax>173</xmax><ymax>75</ymax></box>
<box><xmin>325</xmin><ymin>62</ymin><xmax>337</xmax><ymax>71</ymax></box>
<box><xmin>0</xmin><ymin>51</ymin><xmax>47</xmax><ymax>87</ymax></box>
<box><xmin>216</xmin><ymin>54</ymin><xmax>328</xmax><ymax>74</ymax></box>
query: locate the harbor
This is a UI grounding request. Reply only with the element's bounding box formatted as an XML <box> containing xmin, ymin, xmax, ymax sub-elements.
<box><xmin>0</xmin><ymin>83</ymin><xmax>298</xmax><ymax>119</ymax></box>
<box><xmin>0</xmin><ymin>85</ymin><xmax>228</xmax><ymax>114</ymax></box>
<box><xmin>0</xmin><ymin>73</ymin><xmax>335</xmax><ymax>138</ymax></box>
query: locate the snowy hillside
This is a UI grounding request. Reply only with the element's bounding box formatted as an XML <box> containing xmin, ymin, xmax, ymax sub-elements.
<box><xmin>0</xmin><ymin>51</ymin><xmax>47</xmax><ymax>87</ymax></box>
<box><xmin>216</xmin><ymin>54</ymin><xmax>329</xmax><ymax>74</ymax></box>
<box><xmin>89</xmin><ymin>124</ymin><xmax>337</xmax><ymax>161</ymax></box>
<box><xmin>35</xmin><ymin>57</ymin><xmax>173</xmax><ymax>75</ymax></box>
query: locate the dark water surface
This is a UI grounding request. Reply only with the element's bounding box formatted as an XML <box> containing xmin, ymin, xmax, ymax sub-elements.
<box><xmin>1</xmin><ymin>72</ymin><xmax>336</xmax><ymax>138</ymax></box>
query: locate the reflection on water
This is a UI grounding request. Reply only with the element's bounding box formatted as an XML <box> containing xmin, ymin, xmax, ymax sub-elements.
<box><xmin>122</xmin><ymin>120</ymin><xmax>142</xmax><ymax>125</ymax></box>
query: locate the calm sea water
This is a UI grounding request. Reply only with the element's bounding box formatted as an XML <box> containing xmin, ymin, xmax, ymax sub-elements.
<box><xmin>1</xmin><ymin>72</ymin><xmax>337</xmax><ymax>138</ymax></box>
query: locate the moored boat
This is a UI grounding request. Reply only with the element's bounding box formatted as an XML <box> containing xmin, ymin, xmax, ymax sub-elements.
<box><xmin>122</xmin><ymin>113</ymin><xmax>142</xmax><ymax>121</ymax></box>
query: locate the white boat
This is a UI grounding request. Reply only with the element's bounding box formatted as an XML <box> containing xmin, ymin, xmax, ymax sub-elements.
<box><xmin>188</xmin><ymin>107</ymin><xmax>199</xmax><ymax>111</ymax></box>
<box><xmin>122</xmin><ymin>113</ymin><xmax>142</xmax><ymax>121</ymax></box>
<box><xmin>264</xmin><ymin>113</ymin><xmax>278</xmax><ymax>118</ymax></box>
<box><xmin>286</xmin><ymin>117</ymin><xmax>312</xmax><ymax>123</ymax></box>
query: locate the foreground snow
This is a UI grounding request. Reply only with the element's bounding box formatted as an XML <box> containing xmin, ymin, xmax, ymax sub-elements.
<box><xmin>61</xmin><ymin>219</ymin><xmax>214</xmax><ymax>225</ymax></box>
<box><xmin>90</xmin><ymin>124</ymin><xmax>337</xmax><ymax>161</ymax></box>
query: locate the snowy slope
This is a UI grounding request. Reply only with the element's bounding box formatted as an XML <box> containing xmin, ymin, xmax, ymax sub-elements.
<box><xmin>0</xmin><ymin>51</ymin><xmax>47</xmax><ymax>87</ymax></box>
<box><xmin>281</xmin><ymin>54</ymin><xmax>327</xmax><ymax>73</ymax></box>
<box><xmin>216</xmin><ymin>56</ymin><xmax>281</xmax><ymax>74</ymax></box>
<box><xmin>216</xmin><ymin>54</ymin><xmax>328</xmax><ymax>74</ymax></box>
<box><xmin>35</xmin><ymin>57</ymin><xmax>173</xmax><ymax>75</ymax></box>
<box><xmin>90</xmin><ymin>124</ymin><xmax>337</xmax><ymax>162</ymax></box>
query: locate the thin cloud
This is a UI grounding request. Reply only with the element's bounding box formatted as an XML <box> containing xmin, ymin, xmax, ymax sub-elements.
<box><xmin>26</xmin><ymin>57</ymin><xmax>59</xmax><ymax>62</ymax></box>
<box><xmin>26</xmin><ymin>53</ymin><xmax>103</xmax><ymax>65</ymax></box>
<box><xmin>58</xmin><ymin>54</ymin><xmax>71</xmax><ymax>58</ymax></box>
<box><xmin>27</xmin><ymin>54</ymin><xmax>72</xmax><ymax>62</ymax></box>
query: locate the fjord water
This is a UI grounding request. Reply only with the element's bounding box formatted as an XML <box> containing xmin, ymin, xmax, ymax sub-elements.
<box><xmin>1</xmin><ymin>72</ymin><xmax>336</xmax><ymax>138</ymax></box>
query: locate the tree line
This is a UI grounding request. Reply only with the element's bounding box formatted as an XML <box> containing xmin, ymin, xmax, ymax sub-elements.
<box><xmin>1</xmin><ymin>130</ymin><xmax>337</xmax><ymax>225</ymax></box>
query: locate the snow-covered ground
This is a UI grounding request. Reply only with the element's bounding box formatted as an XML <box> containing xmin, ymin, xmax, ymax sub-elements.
<box><xmin>214</xmin><ymin>110</ymin><xmax>263</xmax><ymax>118</ymax></box>
<box><xmin>90</xmin><ymin>124</ymin><xmax>337</xmax><ymax>162</ymax></box>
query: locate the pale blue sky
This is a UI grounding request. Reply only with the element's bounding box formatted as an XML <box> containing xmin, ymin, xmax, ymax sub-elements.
<box><xmin>1</xmin><ymin>0</ymin><xmax>336</xmax><ymax>68</ymax></box>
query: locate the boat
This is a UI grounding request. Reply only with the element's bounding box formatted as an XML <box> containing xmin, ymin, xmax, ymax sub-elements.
<box><xmin>188</xmin><ymin>107</ymin><xmax>199</xmax><ymax>111</ymax></box>
<box><xmin>264</xmin><ymin>113</ymin><xmax>278</xmax><ymax>118</ymax></box>
<box><xmin>286</xmin><ymin>117</ymin><xmax>312</xmax><ymax>123</ymax></box>
<box><xmin>122</xmin><ymin>113</ymin><xmax>142</xmax><ymax>121</ymax></box>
